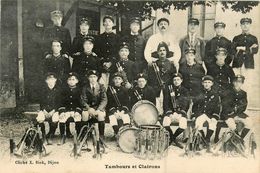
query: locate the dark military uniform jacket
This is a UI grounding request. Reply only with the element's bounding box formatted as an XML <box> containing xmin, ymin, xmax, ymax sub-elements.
<box><xmin>207</xmin><ymin>63</ymin><xmax>235</xmax><ymax>93</ymax></box>
<box><xmin>115</xmin><ymin>59</ymin><xmax>139</xmax><ymax>84</ymax></box>
<box><xmin>179</xmin><ymin>62</ymin><xmax>205</xmax><ymax>98</ymax></box>
<box><xmin>148</xmin><ymin>58</ymin><xmax>176</xmax><ymax>97</ymax></box>
<box><xmin>40</xmin><ymin>85</ymin><xmax>61</xmax><ymax>112</ymax></box>
<box><xmin>71</xmin><ymin>33</ymin><xmax>95</xmax><ymax>56</ymax></box>
<box><xmin>95</xmin><ymin>32</ymin><xmax>119</xmax><ymax>73</ymax></box>
<box><xmin>43</xmin><ymin>53</ymin><xmax>71</xmax><ymax>82</ymax></box>
<box><xmin>106</xmin><ymin>85</ymin><xmax>130</xmax><ymax>115</ymax></box>
<box><xmin>205</xmin><ymin>36</ymin><xmax>233</xmax><ymax>67</ymax></box>
<box><xmin>120</xmin><ymin>33</ymin><xmax>147</xmax><ymax>72</ymax></box>
<box><xmin>72</xmin><ymin>52</ymin><xmax>101</xmax><ymax>80</ymax></box>
<box><xmin>179</xmin><ymin>35</ymin><xmax>205</xmax><ymax>64</ymax></box>
<box><xmin>232</xmin><ymin>33</ymin><xmax>258</xmax><ymax>69</ymax></box>
<box><xmin>193</xmin><ymin>88</ymin><xmax>220</xmax><ymax>120</ymax></box>
<box><xmin>224</xmin><ymin>88</ymin><xmax>248</xmax><ymax>119</ymax></box>
<box><xmin>163</xmin><ymin>85</ymin><xmax>190</xmax><ymax>117</ymax></box>
<box><xmin>58</xmin><ymin>85</ymin><xmax>82</xmax><ymax>114</ymax></box>
<box><xmin>130</xmin><ymin>85</ymin><xmax>156</xmax><ymax>107</ymax></box>
<box><xmin>43</xmin><ymin>25</ymin><xmax>71</xmax><ymax>54</ymax></box>
<box><xmin>81</xmin><ymin>83</ymin><xmax>107</xmax><ymax>111</ymax></box>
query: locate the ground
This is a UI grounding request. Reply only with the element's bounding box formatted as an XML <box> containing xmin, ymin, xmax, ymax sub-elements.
<box><xmin>0</xmin><ymin>110</ymin><xmax>259</xmax><ymax>173</ymax></box>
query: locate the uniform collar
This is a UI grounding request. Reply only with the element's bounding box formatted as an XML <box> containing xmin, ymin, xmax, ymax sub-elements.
<box><xmin>131</xmin><ymin>31</ymin><xmax>139</xmax><ymax>36</ymax></box>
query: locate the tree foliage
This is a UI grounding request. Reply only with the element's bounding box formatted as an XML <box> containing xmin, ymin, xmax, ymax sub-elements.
<box><xmin>99</xmin><ymin>0</ymin><xmax>259</xmax><ymax>20</ymax></box>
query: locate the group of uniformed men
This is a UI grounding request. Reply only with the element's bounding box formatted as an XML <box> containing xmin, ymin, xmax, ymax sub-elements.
<box><xmin>36</xmin><ymin>10</ymin><xmax>258</xmax><ymax>150</ymax></box>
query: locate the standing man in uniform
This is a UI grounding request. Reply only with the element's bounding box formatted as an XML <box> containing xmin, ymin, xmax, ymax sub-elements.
<box><xmin>144</xmin><ymin>18</ymin><xmax>181</xmax><ymax>68</ymax></box>
<box><xmin>96</xmin><ymin>15</ymin><xmax>119</xmax><ymax>89</ymax></box>
<box><xmin>205</xmin><ymin>22</ymin><xmax>233</xmax><ymax>68</ymax></box>
<box><xmin>148</xmin><ymin>42</ymin><xmax>177</xmax><ymax>114</ymax></box>
<box><xmin>179</xmin><ymin>48</ymin><xmax>206</xmax><ymax>100</ymax></box>
<box><xmin>71</xmin><ymin>18</ymin><xmax>93</xmax><ymax>56</ymax></box>
<box><xmin>43</xmin><ymin>10</ymin><xmax>71</xmax><ymax>55</ymax></box>
<box><xmin>179</xmin><ymin>18</ymin><xmax>205</xmax><ymax>65</ymax></box>
<box><xmin>232</xmin><ymin>18</ymin><xmax>258</xmax><ymax>77</ymax></box>
<box><xmin>120</xmin><ymin>17</ymin><xmax>147</xmax><ymax>74</ymax></box>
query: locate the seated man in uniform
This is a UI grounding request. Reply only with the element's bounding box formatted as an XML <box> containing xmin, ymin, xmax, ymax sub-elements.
<box><xmin>193</xmin><ymin>75</ymin><xmax>220</xmax><ymax>147</ymax></box>
<box><xmin>107</xmin><ymin>72</ymin><xmax>130</xmax><ymax>139</ymax></box>
<box><xmin>81</xmin><ymin>70</ymin><xmax>108</xmax><ymax>141</ymax></box>
<box><xmin>58</xmin><ymin>72</ymin><xmax>82</xmax><ymax>144</ymax></box>
<box><xmin>130</xmin><ymin>73</ymin><xmax>156</xmax><ymax>107</ymax></box>
<box><xmin>36</xmin><ymin>73</ymin><xmax>60</xmax><ymax>145</ymax></box>
<box><xmin>225</xmin><ymin>75</ymin><xmax>254</xmax><ymax>144</ymax></box>
<box><xmin>162</xmin><ymin>73</ymin><xmax>190</xmax><ymax>148</ymax></box>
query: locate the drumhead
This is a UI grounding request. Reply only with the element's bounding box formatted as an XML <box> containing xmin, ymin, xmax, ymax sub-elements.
<box><xmin>118</xmin><ymin>126</ymin><xmax>138</xmax><ymax>153</ymax></box>
<box><xmin>140</xmin><ymin>124</ymin><xmax>161</xmax><ymax>130</ymax></box>
<box><xmin>131</xmin><ymin>100</ymin><xmax>159</xmax><ymax>126</ymax></box>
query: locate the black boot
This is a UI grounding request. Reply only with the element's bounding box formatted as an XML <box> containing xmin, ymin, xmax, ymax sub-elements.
<box><xmin>38</xmin><ymin>123</ymin><xmax>46</xmax><ymax>143</ymax></box>
<box><xmin>165</xmin><ymin>126</ymin><xmax>174</xmax><ymax>144</ymax></box>
<box><xmin>206</xmin><ymin>129</ymin><xmax>214</xmax><ymax>143</ymax></box>
<box><xmin>58</xmin><ymin>123</ymin><xmax>66</xmax><ymax>145</ymax></box>
<box><xmin>172</xmin><ymin>128</ymin><xmax>184</xmax><ymax>149</ymax></box>
<box><xmin>199</xmin><ymin>130</ymin><xmax>206</xmax><ymax>139</ymax></box>
<box><xmin>66</xmin><ymin>122</ymin><xmax>73</xmax><ymax>138</ymax></box>
<box><xmin>75</xmin><ymin>122</ymin><xmax>82</xmax><ymax>136</ymax></box>
<box><xmin>98</xmin><ymin>121</ymin><xmax>105</xmax><ymax>139</ymax></box>
<box><xmin>46</xmin><ymin>122</ymin><xmax>57</xmax><ymax>145</ymax></box>
<box><xmin>112</xmin><ymin>125</ymin><xmax>119</xmax><ymax>135</ymax></box>
<box><xmin>214</xmin><ymin>126</ymin><xmax>221</xmax><ymax>144</ymax></box>
<box><xmin>240</xmin><ymin>128</ymin><xmax>250</xmax><ymax>139</ymax></box>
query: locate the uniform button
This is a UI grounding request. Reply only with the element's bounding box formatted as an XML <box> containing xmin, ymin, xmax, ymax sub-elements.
<box><xmin>219</xmin><ymin>73</ymin><xmax>222</xmax><ymax>75</ymax></box>
<box><xmin>70</xmin><ymin>96</ymin><xmax>72</xmax><ymax>98</ymax></box>
<box><xmin>235</xmin><ymin>99</ymin><xmax>238</xmax><ymax>101</ymax></box>
<box><xmin>236</xmin><ymin>93</ymin><xmax>239</xmax><ymax>95</ymax></box>
<box><xmin>70</xmin><ymin>102</ymin><xmax>72</xmax><ymax>104</ymax></box>
<box><xmin>106</xmin><ymin>42</ymin><xmax>109</xmax><ymax>45</ymax></box>
<box><xmin>190</xmin><ymin>74</ymin><xmax>192</xmax><ymax>76</ymax></box>
<box><xmin>204</xmin><ymin>105</ymin><xmax>207</xmax><ymax>108</ymax></box>
<box><xmin>107</xmin><ymin>50</ymin><xmax>109</xmax><ymax>52</ymax></box>
<box><xmin>219</xmin><ymin>80</ymin><xmax>221</xmax><ymax>82</ymax></box>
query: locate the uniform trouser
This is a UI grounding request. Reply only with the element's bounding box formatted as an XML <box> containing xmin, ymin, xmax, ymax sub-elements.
<box><xmin>162</xmin><ymin>112</ymin><xmax>188</xmax><ymax>129</ymax></box>
<box><xmin>36</xmin><ymin>111</ymin><xmax>59</xmax><ymax>137</ymax></box>
<box><xmin>109</xmin><ymin>112</ymin><xmax>130</xmax><ymax>134</ymax></box>
<box><xmin>59</xmin><ymin>111</ymin><xmax>82</xmax><ymax>136</ymax></box>
<box><xmin>225</xmin><ymin>116</ymin><xmax>252</xmax><ymax>131</ymax></box>
<box><xmin>82</xmin><ymin>110</ymin><xmax>106</xmax><ymax>137</ymax></box>
<box><xmin>195</xmin><ymin>114</ymin><xmax>218</xmax><ymax>131</ymax></box>
<box><xmin>156</xmin><ymin>90</ymin><xmax>164</xmax><ymax>115</ymax></box>
<box><xmin>99</xmin><ymin>73</ymin><xmax>110</xmax><ymax>90</ymax></box>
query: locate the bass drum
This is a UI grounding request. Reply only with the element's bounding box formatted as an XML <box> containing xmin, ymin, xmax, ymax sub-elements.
<box><xmin>131</xmin><ymin>100</ymin><xmax>159</xmax><ymax>126</ymax></box>
<box><xmin>117</xmin><ymin>125</ymin><xmax>138</xmax><ymax>153</ymax></box>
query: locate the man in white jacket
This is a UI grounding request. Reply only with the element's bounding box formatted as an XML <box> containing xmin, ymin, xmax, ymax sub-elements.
<box><xmin>144</xmin><ymin>18</ymin><xmax>181</xmax><ymax>69</ymax></box>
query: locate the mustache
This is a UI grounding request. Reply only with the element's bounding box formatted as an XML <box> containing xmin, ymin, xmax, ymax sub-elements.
<box><xmin>160</xmin><ymin>26</ymin><xmax>166</xmax><ymax>29</ymax></box>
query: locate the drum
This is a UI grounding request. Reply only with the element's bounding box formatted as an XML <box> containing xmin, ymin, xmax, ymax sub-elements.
<box><xmin>117</xmin><ymin>125</ymin><xmax>138</xmax><ymax>153</ymax></box>
<box><xmin>131</xmin><ymin>100</ymin><xmax>159</xmax><ymax>126</ymax></box>
<box><xmin>134</xmin><ymin>125</ymin><xmax>169</xmax><ymax>160</ymax></box>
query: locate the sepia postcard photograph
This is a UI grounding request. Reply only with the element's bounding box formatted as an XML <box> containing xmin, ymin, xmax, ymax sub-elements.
<box><xmin>0</xmin><ymin>0</ymin><xmax>259</xmax><ymax>173</ymax></box>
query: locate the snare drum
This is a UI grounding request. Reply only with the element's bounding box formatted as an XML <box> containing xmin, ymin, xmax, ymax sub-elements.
<box><xmin>134</xmin><ymin>125</ymin><xmax>169</xmax><ymax>160</ymax></box>
<box><xmin>117</xmin><ymin>125</ymin><xmax>138</xmax><ymax>153</ymax></box>
<box><xmin>131</xmin><ymin>100</ymin><xmax>159</xmax><ymax>126</ymax></box>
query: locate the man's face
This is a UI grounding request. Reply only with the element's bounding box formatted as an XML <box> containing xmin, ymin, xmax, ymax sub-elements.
<box><xmin>119</xmin><ymin>48</ymin><xmax>129</xmax><ymax>59</ymax></box>
<box><xmin>233</xmin><ymin>81</ymin><xmax>243</xmax><ymax>90</ymax></box>
<box><xmin>67</xmin><ymin>76</ymin><xmax>78</xmax><ymax>87</ymax></box>
<box><xmin>158</xmin><ymin>21</ymin><xmax>169</xmax><ymax>33</ymax></box>
<box><xmin>137</xmin><ymin>78</ymin><xmax>147</xmax><ymax>88</ymax></box>
<box><xmin>188</xmin><ymin>23</ymin><xmax>198</xmax><ymax>34</ymax></box>
<box><xmin>215</xmin><ymin>27</ymin><xmax>225</xmax><ymax>36</ymax></box>
<box><xmin>88</xmin><ymin>75</ymin><xmax>98</xmax><ymax>84</ymax></box>
<box><xmin>173</xmin><ymin>77</ymin><xmax>182</xmax><ymax>87</ymax></box>
<box><xmin>130</xmin><ymin>22</ymin><xmax>140</xmax><ymax>34</ymax></box>
<box><xmin>51</xmin><ymin>16</ymin><xmax>62</xmax><ymax>26</ymax></box>
<box><xmin>103</xmin><ymin>18</ymin><xmax>113</xmax><ymax>30</ymax></box>
<box><xmin>158</xmin><ymin>47</ymin><xmax>167</xmax><ymax>59</ymax></box>
<box><xmin>83</xmin><ymin>41</ymin><xmax>93</xmax><ymax>52</ymax></box>
<box><xmin>185</xmin><ymin>53</ymin><xmax>195</xmax><ymax>64</ymax></box>
<box><xmin>52</xmin><ymin>41</ymin><xmax>62</xmax><ymax>54</ymax></box>
<box><xmin>80</xmin><ymin>23</ymin><xmax>90</xmax><ymax>34</ymax></box>
<box><xmin>216</xmin><ymin>53</ymin><xmax>226</xmax><ymax>64</ymax></box>
<box><xmin>113</xmin><ymin>76</ymin><xmax>123</xmax><ymax>87</ymax></box>
<box><xmin>202</xmin><ymin>80</ymin><xmax>213</xmax><ymax>90</ymax></box>
<box><xmin>241</xmin><ymin>22</ymin><xmax>251</xmax><ymax>32</ymax></box>
<box><xmin>46</xmin><ymin>77</ymin><xmax>57</xmax><ymax>89</ymax></box>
